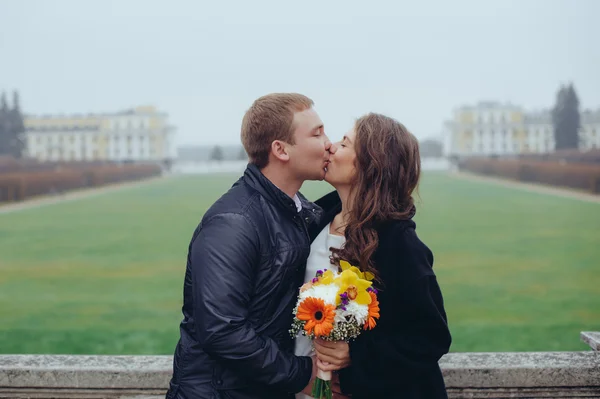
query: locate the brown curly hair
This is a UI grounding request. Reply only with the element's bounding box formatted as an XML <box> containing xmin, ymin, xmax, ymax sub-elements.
<box><xmin>330</xmin><ymin>113</ymin><xmax>421</xmax><ymax>281</ymax></box>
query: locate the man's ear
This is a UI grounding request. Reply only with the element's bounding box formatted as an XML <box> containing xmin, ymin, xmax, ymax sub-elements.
<box><xmin>271</xmin><ymin>140</ymin><xmax>290</xmax><ymax>162</ymax></box>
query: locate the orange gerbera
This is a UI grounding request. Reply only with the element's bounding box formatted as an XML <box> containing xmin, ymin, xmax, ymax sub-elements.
<box><xmin>364</xmin><ymin>291</ymin><xmax>380</xmax><ymax>330</ymax></box>
<box><xmin>296</xmin><ymin>297</ymin><xmax>336</xmax><ymax>337</ymax></box>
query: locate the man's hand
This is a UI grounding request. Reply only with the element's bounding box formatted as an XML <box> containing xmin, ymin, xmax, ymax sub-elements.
<box><xmin>301</xmin><ymin>356</ymin><xmax>318</xmax><ymax>395</ymax></box>
<box><xmin>313</xmin><ymin>338</ymin><xmax>351</xmax><ymax>371</ymax></box>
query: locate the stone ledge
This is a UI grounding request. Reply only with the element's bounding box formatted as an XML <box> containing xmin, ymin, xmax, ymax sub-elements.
<box><xmin>581</xmin><ymin>331</ymin><xmax>600</xmax><ymax>351</ymax></box>
<box><xmin>1</xmin><ymin>352</ymin><xmax>599</xmax><ymax>398</ymax></box>
<box><xmin>0</xmin><ymin>355</ymin><xmax>172</xmax><ymax>389</ymax></box>
<box><xmin>440</xmin><ymin>351</ymin><xmax>600</xmax><ymax>388</ymax></box>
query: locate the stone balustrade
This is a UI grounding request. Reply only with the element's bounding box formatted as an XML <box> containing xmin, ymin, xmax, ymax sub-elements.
<box><xmin>1</xmin><ymin>332</ymin><xmax>598</xmax><ymax>398</ymax></box>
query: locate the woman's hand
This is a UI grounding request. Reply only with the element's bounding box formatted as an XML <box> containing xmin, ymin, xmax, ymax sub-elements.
<box><xmin>313</xmin><ymin>338</ymin><xmax>351</xmax><ymax>371</ymax></box>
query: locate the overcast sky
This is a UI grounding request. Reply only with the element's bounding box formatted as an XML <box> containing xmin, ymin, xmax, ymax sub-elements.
<box><xmin>0</xmin><ymin>0</ymin><xmax>598</xmax><ymax>146</ymax></box>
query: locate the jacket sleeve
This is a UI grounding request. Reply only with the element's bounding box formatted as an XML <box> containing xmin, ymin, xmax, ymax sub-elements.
<box><xmin>190</xmin><ymin>213</ymin><xmax>312</xmax><ymax>393</ymax></box>
<box><xmin>338</xmin><ymin>227</ymin><xmax>452</xmax><ymax>395</ymax></box>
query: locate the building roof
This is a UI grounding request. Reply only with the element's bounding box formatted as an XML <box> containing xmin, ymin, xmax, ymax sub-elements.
<box><xmin>23</xmin><ymin>105</ymin><xmax>168</xmax><ymax>120</ymax></box>
<box><xmin>524</xmin><ymin>110</ymin><xmax>552</xmax><ymax>124</ymax></box>
<box><xmin>582</xmin><ymin>109</ymin><xmax>600</xmax><ymax>124</ymax></box>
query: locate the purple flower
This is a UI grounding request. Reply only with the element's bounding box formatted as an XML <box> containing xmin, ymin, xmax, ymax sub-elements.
<box><xmin>312</xmin><ymin>277</ymin><xmax>319</xmax><ymax>283</ymax></box>
<box><xmin>339</xmin><ymin>292</ymin><xmax>350</xmax><ymax>306</ymax></box>
<box><xmin>316</xmin><ymin>270</ymin><xmax>324</xmax><ymax>277</ymax></box>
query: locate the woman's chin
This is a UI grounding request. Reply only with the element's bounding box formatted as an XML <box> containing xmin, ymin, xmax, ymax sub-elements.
<box><xmin>323</xmin><ymin>174</ymin><xmax>336</xmax><ymax>186</ymax></box>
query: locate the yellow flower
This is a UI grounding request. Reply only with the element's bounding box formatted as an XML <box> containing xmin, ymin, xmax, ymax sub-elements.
<box><xmin>313</xmin><ymin>269</ymin><xmax>335</xmax><ymax>286</ymax></box>
<box><xmin>340</xmin><ymin>260</ymin><xmax>375</xmax><ymax>281</ymax></box>
<box><xmin>336</xmin><ymin>269</ymin><xmax>372</xmax><ymax>305</ymax></box>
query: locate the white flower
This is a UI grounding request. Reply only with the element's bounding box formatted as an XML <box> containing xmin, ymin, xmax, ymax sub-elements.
<box><xmin>335</xmin><ymin>302</ymin><xmax>369</xmax><ymax>326</ymax></box>
<box><xmin>299</xmin><ymin>283</ymin><xmax>339</xmax><ymax>306</ymax></box>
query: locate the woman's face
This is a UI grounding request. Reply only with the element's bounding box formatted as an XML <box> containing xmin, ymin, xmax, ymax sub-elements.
<box><xmin>324</xmin><ymin>128</ymin><xmax>357</xmax><ymax>188</ymax></box>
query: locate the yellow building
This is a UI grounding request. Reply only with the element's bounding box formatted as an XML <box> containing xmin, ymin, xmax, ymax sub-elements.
<box><xmin>443</xmin><ymin>102</ymin><xmax>600</xmax><ymax>157</ymax></box>
<box><xmin>24</xmin><ymin>106</ymin><xmax>176</xmax><ymax>163</ymax></box>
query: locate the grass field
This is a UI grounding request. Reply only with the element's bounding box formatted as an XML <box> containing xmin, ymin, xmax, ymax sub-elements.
<box><xmin>1</xmin><ymin>172</ymin><xmax>599</xmax><ymax>355</ymax></box>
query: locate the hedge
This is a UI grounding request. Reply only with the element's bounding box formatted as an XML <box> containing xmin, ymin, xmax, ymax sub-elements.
<box><xmin>459</xmin><ymin>158</ymin><xmax>600</xmax><ymax>194</ymax></box>
<box><xmin>0</xmin><ymin>164</ymin><xmax>162</xmax><ymax>202</ymax></box>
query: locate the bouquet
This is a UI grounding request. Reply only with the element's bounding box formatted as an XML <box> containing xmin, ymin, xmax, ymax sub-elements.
<box><xmin>290</xmin><ymin>260</ymin><xmax>380</xmax><ymax>399</ymax></box>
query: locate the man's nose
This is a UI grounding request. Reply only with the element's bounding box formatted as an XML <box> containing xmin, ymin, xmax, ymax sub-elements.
<box><xmin>328</xmin><ymin>142</ymin><xmax>338</xmax><ymax>154</ymax></box>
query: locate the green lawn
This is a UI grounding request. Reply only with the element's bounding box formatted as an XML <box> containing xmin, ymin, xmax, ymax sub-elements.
<box><xmin>0</xmin><ymin>172</ymin><xmax>599</xmax><ymax>354</ymax></box>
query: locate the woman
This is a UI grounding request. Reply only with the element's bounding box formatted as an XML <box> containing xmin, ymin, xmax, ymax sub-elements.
<box><xmin>298</xmin><ymin>113</ymin><xmax>452</xmax><ymax>398</ymax></box>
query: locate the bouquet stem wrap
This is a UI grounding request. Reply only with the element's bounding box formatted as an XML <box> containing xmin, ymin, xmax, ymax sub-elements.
<box><xmin>312</xmin><ymin>368</ymin><xmax>332</xmax><ymax>399</ymax></box>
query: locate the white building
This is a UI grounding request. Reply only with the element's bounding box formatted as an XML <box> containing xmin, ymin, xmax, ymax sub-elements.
<box><xmin>443</xmin><ymin>102</ymin><xmax>600</xmax><ymax>157</ymax></box>
<box><xmin>581</xmin><ymin>109</ymin><xmax>600</xmax><ymax>150</ymax></box>
<box><xmin>24</xmin><ymin>106</ymin><xmax>176</xmax><ymax>164</ymax></box>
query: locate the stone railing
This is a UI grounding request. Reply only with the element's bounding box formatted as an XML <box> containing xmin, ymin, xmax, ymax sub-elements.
<box><xmin>1</xmin><ymin>332</ymin><xmax>598</xmax><ymax>399</ymax></box>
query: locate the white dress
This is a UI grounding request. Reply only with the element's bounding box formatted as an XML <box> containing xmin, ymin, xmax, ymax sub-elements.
<box><xmin>294</xmin><ymin>223</ymin><xmax>345</xmax><ymax>399</ymax></box>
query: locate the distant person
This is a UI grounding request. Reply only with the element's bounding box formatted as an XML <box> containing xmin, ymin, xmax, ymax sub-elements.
<box><xmin>166</xmin><ymin>93</ymin><xmax>350</xmax><ymax>399</ymax></box>
<box><xmin>303</xmin><ymin>113</ymin><xmax>452</xmax><ymax>398</ymax></box>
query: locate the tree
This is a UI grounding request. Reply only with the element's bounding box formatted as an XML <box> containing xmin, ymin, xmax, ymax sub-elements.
<box><xmin>0</xmin><ymin>90</ymin><xmax>26</xmax><ymax>158</ymax></box>
<box><xmin>237</xmin><ymin>146</ymin><xmax>247</xmax><ymax>161</ymax></box>
<box><xmin>0</xmin><ymin>92</ymin><xmax>9</xmax><ymax>156</ymax></box>
<box><xmin>419</xmin><ymin>138</ymin><xmax>443</xmax><ymax>158</ymax></box>
<box><xmin>9</xmin><ymin>91</ymin><xmax>26</xmax><ymax>158</ymax></box>
<box><xmin>552</xmin><ymin>83</ymin><xmax>580</xmax><ymax>150</ymax></box>
<box><xmin>210</xmin><ymin>145</ymin><xmax>224</xmax><ymax>162</ymax></box>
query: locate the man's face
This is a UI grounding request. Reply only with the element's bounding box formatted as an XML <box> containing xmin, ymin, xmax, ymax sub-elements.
<box><xmin>286</xmin><ymin>108</ymin><xmax>332</xmax><ymax>181</ymax></box>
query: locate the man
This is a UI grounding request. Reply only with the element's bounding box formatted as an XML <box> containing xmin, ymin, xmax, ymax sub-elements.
<box><xmin>166</xmin><ymin>93</ymin><xmax>348</xmax><ymax>399</ymax></box>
